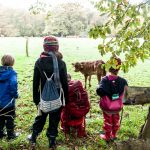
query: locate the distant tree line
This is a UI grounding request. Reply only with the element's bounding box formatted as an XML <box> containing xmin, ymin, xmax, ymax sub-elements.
<box><xmin>0</xmin><ymin>3</ymin><xmax>105</xmax><ymax>37</ymax></box>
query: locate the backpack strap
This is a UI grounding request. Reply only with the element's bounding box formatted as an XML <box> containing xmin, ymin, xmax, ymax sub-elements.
<box><xmin>60</xmin><ymin>88</ymin><xmax>65</xmax><ymax>106</ymax></box>
<box><xmin>73</xmin><ymin>81</ymin><xmax>82</xmax><ymax>100</ymax></box>
<box><xmin>48</xmin><ymin>52</ymin><xmax>61</xmax><ymax>88</ymax></box>
<box><xmin>43</xmin><ymin>71</ymin><xmax>54</xmax><ymax>80</ymax></box>
<box><xmin>48</xmin><ymin>52</ymin><xmax>65</xmax><ymax>106</ymax></box>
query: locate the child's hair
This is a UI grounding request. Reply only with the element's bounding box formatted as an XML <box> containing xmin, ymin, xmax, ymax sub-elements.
<box><xmin>55</xmin><ymin>51</ymin><xmax>63</xmax><ymax>59</ymax></box>
<box><xmin>1</xmin><ymin>54</ymin><xmax>15</xmax><ymax>66</ymax></box>
<box><xmin>67</xmin><ymin>73</ymin><xmax>71</xmax><ymax>82</ymax></box>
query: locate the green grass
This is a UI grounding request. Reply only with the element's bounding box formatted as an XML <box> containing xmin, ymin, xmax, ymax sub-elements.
<box><xmin>0</xmin><ymin>37</ymin><xmax>150</xmax><ymax>150</ymax></box>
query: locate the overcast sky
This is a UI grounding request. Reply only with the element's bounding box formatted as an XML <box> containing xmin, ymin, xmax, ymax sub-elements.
<box><xmin>0</xmin><ymin>0</ymin><xmax>144</xmax><ymax>10</ymax></box>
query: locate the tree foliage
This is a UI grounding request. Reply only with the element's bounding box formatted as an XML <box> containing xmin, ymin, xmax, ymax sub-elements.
<box><xmin>0</xmin><ymin>6</ymin><xmax>45</xmax><ymax>37</ymax></box>
<box><xmin>0</xmin><ymin>3</ymin><xmax>103</xmax><ymax>37</ymax></box>
<box><xmin>44</xmin><ymin>3</ymin><xmax>97</xmax><ymax>36</ymax></box>
<box><xmin>89</xmin><ymin>0</ymin><xmax>150</xmax><ymax>72</ymax></box>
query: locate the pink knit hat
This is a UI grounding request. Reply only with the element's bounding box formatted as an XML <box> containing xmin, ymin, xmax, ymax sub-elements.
<box><xmin>43</xmin><ymin>36</ymin><xmax>59</xmax><ymax>52</ymax></box>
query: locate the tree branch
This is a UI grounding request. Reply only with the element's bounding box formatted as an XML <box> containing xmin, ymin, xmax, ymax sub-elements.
<box><xmin>137</xmin><ymin>0</ymin><xmax>149</xmax><ymax>7</ymax></box>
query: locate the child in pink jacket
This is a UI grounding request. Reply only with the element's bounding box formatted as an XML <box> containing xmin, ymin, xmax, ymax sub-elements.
<box><xmin>96</xmin><ymin>57</ymin><xmax>128</xmax><ymax>141</ymax></box>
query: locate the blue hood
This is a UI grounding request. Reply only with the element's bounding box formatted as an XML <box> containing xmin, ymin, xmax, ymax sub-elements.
<box><xmin>0</xmin><ymin>66</ymin><xmax>16</xmax><ymax>81</ymax></box>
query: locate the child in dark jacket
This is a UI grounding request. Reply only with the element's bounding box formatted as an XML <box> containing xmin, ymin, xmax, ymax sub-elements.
<box><xmin>96</xmin><ymin>57</ymin><xmax>128</xmax><ymax>141</ymax></box>
<box><xmin>0</xmin><ymin>54</ymin><xmax>18</xmax><ymax>140</ymax></box>
<box><xmin>28</xmin><ymin>36</ymin><xmax>68</xmax><ymax>149</ymax></box>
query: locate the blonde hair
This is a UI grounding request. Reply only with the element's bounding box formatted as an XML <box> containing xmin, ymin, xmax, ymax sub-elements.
<box><xmin>1</xmin><ymin>54</ymin><xmax>15</xmax><ymax>66</ymax></box>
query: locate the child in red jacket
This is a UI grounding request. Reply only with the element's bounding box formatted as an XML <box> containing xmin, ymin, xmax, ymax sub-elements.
<box><xmin>61</xmin><ymin>73</ymin><xmax>90</xmax><ymax>137</ymax></box>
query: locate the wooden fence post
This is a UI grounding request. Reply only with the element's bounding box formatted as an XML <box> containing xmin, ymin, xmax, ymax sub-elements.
<box><xmin>25</xmin><ymin>37</ymin><xmax>29</xmax><ymax>57</ymax></box>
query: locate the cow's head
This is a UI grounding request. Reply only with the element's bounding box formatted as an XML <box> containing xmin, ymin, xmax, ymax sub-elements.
<box><xmin>97</xmin><ymin>61</ymin><xmax>106</xmax><ymax>77</ymax></box>
<box><xmin>72</xmin><ymin>62</ymin><xmax>83</xmax><ymax>72</ymax></box>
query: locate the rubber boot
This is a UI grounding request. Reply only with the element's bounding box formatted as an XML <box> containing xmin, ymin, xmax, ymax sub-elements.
<box><xmin>0</xmin><ymin>130</ymin><xmax>6</xmax><ymax>139</ymax></box>
<box><xmin>100</xmin><ymin>132</ymin><xmax>111</xmax><ymax>141</ymax></box>
<box><xmin>48</xmin><ymin>137</ymin><xmax>56</xmax><ymax>149</ymax></box>
<box><xmin>111</xmin><ymin>130</ymin><xmax>117</xmax><ymax>140</ymax></box>
<box><xmin>27</xmin><ymin>133</ymin><xmax>38</xmax><ymax>146</ymax></box>
<box><xmin>0</xmin><ymin>120</ymin><xmax>6</xmax><ymax>139</ymax></box>
<box><xmin>7</xmin><ymin>129</ymin><xmax>19</xmax><ymax>140</ymax></box>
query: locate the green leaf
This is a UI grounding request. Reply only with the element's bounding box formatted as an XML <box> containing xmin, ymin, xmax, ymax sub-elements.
<box><xmin>106</xmin><ymin>27</ymin><xmax>111</xmax><ymax>34</ymax></box>
<box><xmin>117</xmin><ymin>0</ymin><xmax>122</xmax><ymax>3</ymax></box>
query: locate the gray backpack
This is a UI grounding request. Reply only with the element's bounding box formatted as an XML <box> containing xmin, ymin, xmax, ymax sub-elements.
<box><xmin>40</xmin><ymin>52</ymin><xmax>65</xmax><ymax>113</ymax></box>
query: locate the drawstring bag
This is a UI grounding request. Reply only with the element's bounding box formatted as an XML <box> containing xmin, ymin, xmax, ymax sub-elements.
<box><xmin>99</xmin><ymin>94</ymin><xmax>124</xmax><ymax>112</ymax></box>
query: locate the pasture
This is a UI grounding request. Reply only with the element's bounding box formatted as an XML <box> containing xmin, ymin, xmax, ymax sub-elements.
<box><xmin>0</xmin><ymin>37</ymin><xmax>150</xmax><ymax>150</ymax></box>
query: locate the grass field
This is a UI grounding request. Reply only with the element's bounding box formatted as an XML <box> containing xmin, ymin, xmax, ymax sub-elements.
<box><xmin>0</xmin><ymin>37</ymin><xmax>150</xmax><ymax>150</ymax></box>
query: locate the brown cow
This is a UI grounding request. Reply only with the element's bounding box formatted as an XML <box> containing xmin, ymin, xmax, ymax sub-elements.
<box><xmin>72</xmin><ymin>60</ymin><xmax>106</xmax><ymax>89</ymax></box>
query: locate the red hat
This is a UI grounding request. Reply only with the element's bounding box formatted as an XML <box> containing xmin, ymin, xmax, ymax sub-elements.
<box><xmin>43</xmin><ymin>36</ymin><xmax>59</xmax><ymax>52</ymax></box>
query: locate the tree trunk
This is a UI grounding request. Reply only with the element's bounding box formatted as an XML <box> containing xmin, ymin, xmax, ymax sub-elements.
<box><xmin>139</xmin><ymin>107</ymin><xmax>150</xmax><ymax>139</ymax></box>
<box><xmin>124</xmin><ymin>86</ymin><xmax>150</xmax><ymax>105</ymax></box>
<box><xmin>113</xmin><ymin>139</ymin><xmax>150</xmax><ymax>150</ymax></box>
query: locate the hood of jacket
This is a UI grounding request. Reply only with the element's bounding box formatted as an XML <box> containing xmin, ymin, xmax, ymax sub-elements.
<box><xmin>0</xmin><ymin>66</ymin><xmax>16</xmax><ymax>81</ymax></box>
